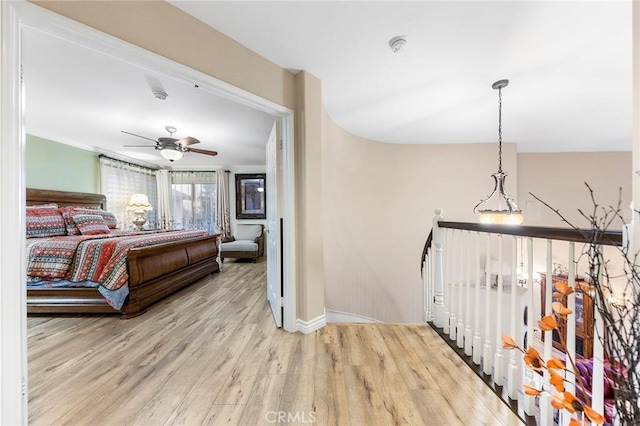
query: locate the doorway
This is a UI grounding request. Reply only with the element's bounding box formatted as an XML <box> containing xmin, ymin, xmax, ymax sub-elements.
<box><xmin>0</xmin><ymin>2</ymin><xmax>297</xmax><ymax>422</ymax></box>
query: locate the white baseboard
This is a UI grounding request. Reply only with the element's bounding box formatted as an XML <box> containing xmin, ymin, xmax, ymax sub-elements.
<box><xmin>326</xmin><ymin>309</ymin><xmax>383</xmax><ymax>324</ymax></box>
<box><xmin>296</xmin><ymin>314</ymin><xmax>327</xmax><ymax>334</ymax></box>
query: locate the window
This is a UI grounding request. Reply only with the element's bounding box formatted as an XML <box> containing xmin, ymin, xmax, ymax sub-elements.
<box><xmin>170</xmin><ymin>171</ymin><xmax>216</xmax><ymax>234</ymax></box>
<box><xmin>99</xmin><ymin>156</ymin><xmax>157</xmax><ymax>229</ymax></box>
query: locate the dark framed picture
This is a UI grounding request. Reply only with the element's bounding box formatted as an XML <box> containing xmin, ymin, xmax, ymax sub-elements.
<box><xmin>235</xmin><ymin>173</ymin><xmax>266</xmax><ymax>219</ymax></box>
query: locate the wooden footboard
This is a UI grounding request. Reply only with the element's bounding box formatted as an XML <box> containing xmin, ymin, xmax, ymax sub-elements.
<box><xmin>27</xmin><ymin>235</ymin><xmax>220</xmax><ymax>318</ymax></box>
<box><xmin>122</xmin><ymin>235</ymin><xmax>220</xmax><ymax>318</ymax></box>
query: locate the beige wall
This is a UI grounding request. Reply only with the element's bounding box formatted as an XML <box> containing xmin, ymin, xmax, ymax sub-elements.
<box><xmin>322</xmin><ymin>112</ymin><xmax>518</xmax><ymax>323</ymax></box>
<box><xmin>517</xmin><ymin>152</ymin><xmax>632</xmax><ymax>228</ymax></box>
<box><xmin>32</xmin><ymin>1</ymin><xmax>296</xmax><ymax>110</ymax></box>
<box><xmin>295</xmin><ymin>72</ymin><xmax>326</xmax><ymax>321</ymax></box>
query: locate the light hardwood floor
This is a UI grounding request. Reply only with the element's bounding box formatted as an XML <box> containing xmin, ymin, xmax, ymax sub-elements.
<box><xmin>28</xmin><ymin>259</ymin><xmax>522</xmax><ymax>426</ymax></box>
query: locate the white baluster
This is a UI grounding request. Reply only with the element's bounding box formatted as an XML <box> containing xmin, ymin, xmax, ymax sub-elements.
<box><xmin>521</xmin><ymin>237</ymin><xmax>536</xmax><ymax>415</ymax></box>
<box><xmin>540</xmin><ymin>239</ymin><xmax>554</xmax><ymax>426</ymax></box>
<box><xmin>456</xmin><ymin>230</ymin><xmax>465</xmax><ymax>348</ymax></box>
<box><xmin>464</xmin><ymin>231</ymin><xmax>473</xmax><ymax>355</ymax></box>
<box><xmin>507</xmin><ymin>236</ymin><xmax>519</xmax><ymax>399</ymax></box>
<box><xmin>560</xmin><ymin>242</ymin><xmax>577</xmax><ymax>426</ymax></box>
<box><xmin>472</xmin><ymin>231</ymin><xmax>482</xmax><ymax>365</ymax></box>
<box><xmin>494</xmin><ymin>234</ymin><xmax>504</xmax><ymax>386</ymax></box>
<box><xmin>592</xmin><ymin>251</ymin><xmax>605</xmax><ymax>417</ymax></box>
<box><xmin>432</xmin><ymin>209</ymin><xmax>445</xmax><ymax>328</ymax></box>
<box><xmin>443</xmin><ymin>228</ymin><xmax>451</xmax><ymax>334</ymax></box>
<box><xmin>450</xmin><ymin>230</ymin><xmax>458</xmax><ymax>341</ymax></box>
<box><xmin>483</xmin><ymin>233</ymin><xmax>493</xmax><ymax>375</ymax></box>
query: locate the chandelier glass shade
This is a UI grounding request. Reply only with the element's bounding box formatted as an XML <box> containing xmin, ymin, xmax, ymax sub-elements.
<box><xmin>474</xmin><ymin>79</ymin><xmax>523</xmax><ymax>225</ymax></box>
<box><xmin>160</xmin><ymin>146</ymin><xmax>184</xmax><ymax>162</ymax></box>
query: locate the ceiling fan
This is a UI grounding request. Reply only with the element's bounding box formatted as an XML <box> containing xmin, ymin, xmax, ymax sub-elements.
<box><xmin>122</xmin><ymin>126</ymin><xmax>218</xmax><ymax>162</ymax></box>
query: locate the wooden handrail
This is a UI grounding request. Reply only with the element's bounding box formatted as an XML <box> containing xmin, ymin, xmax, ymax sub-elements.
<box><xmin>438</xmin><ymin>221</ymin><xmax>623</xmax><ymax>247</ymax></box>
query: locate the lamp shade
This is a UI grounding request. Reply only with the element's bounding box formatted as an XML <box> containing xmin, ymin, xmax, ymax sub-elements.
<box><xmin>127</xmin><ymin>193</ymin><xmax>153</xmax><ymax>212</ymax></box>
<box><xmin>160</xmin><ymin>148</ymin><xmax>183</xmax><ymax>162</ymax></box>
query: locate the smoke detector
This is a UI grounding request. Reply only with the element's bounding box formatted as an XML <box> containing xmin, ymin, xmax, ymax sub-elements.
<box><xmin>389</xmin><ymin>36</ymin><xmax>407</xmax><ymax>53</ymax></box>
<box><xmin>152</xmin><ymin>89</ymin><xmax>168</xmax><ymax>101</ymax></box>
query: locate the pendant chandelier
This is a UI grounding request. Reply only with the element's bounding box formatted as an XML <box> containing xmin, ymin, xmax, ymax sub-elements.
<box><xmin>473</xmin><ymin>79</ymin><xmax>523</xmax><ymax>225</ymax></box>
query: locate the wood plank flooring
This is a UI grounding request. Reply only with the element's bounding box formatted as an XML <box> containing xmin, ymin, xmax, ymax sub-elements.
<box><xmin>28</xmin><ymin>259</ymin><xmax>522</xmax><ymax>425</ymax></box>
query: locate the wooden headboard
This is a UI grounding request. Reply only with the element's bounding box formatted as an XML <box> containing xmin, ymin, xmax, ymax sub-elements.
<box><xmin>26</xmin><ymin>188</ymin><xmax>107</xmax><ymax>209</ymax></box>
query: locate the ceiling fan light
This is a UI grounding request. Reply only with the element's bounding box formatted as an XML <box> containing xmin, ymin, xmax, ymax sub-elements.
<box><xmin>160</xmin><ymin>148</ymin><xmax>183</xmax><ymax>162</ymax></box>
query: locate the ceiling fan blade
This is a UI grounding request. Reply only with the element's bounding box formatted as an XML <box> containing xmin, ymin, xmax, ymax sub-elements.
<box><xmin>188</xmin><ymin>147</ymin><xmax>218</xmax><ymax>157</ymax></box>
<box><xmin>121</xmin><ymin>130</ymin><xmax>159</xmax><ymax>143</ymax></box>
<box><xmin>123</xmin><ymin>144</ymin><xmax>157</xmax><ymax>148</ymax></box>
<box><xmin>176</xmin><ymin>136</ymin><xmax>200</xmax><ymax>147</ymax></box>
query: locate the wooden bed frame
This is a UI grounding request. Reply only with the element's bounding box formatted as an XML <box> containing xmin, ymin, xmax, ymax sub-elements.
<box><xmin>26</xmin><ymin>188</ymin><xmax>220</xmax><ymax>318</ymax></box>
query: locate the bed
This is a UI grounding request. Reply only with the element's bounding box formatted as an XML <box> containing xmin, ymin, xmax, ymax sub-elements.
<box><xmin>26</xmin><ymin>188</ymin><xmax>220</xmax><ymax>318</ymax></box>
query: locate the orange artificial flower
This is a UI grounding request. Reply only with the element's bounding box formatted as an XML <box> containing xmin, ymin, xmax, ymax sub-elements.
<box><xmin>551</xmin><ymin>393</ymin><xmax>565</xmax><ymax>410</ymax></box>
<box><xmin>552</xmin><ymin>301</ymin><xmax>573</xmax><ymax>317</ymax></box>
<box><xmin>549</xmin><ymin>369</ymin><xmax>565</xmax><ymax>392</ymax></box>
<box><xmin>523</xmin><ymin>346</ymin><xmax>544</xmax><ymax>371</ymax></box>
<box><xmin>501</xmin><ymin>334</ymin><xmax>518</xmax><ymax>349</ymax></box>
<box><xmin>583</xmin><ymin>406</ymin><xmax>605</xmax><ymax>424</ymax></box>
<box><xmin>523</xmin><ymin>383</ymin><xmax>541</xmax><ymax>396</ymax></box>
<box><xmin>538</xmin><ymin>315</ymin><xmax>558</xmax><ymax>331</ymax></box>
<box><xmin>547</xmin><ymin>357</ymin><xmax>566</xmax><ymax>370</ymax></box>
<box><xmin>555</xmin><ymin>280</ymin><xmax>574</xmax><ymax>296</ymax></box>
<box><xmin>568</xmin><ymin>419</ymin><xmax>581</xmax><ymax>426</ymax></box>
<box><xmin>562</xmin><ymin>391</ymin><xmax>582</xmax><ymax>414</ymax></box>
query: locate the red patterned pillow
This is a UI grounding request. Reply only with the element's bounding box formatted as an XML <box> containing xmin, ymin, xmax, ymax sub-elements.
<box><xmin>26</xmin><ymin>207</ymin><xmax>66</xmax><ymax>238</ymax></box>
<box><xmin>71</xmin><ymin>213</ymin><xmax>111</xmax><ymax>235</ymax></box>
<box><xmin>60</xmin><ymin>207</ymin><xmax>81</xmax><ymax>235</ymax></box>
<box><xmin>61</xmin><ymin>207</ymin><xmax>118</xmax><ymax>234</ymax></box>
<box><xmin>98</xmin><ymin>211</ymin><xmax>118</xmax><ymax>229</ymax></box>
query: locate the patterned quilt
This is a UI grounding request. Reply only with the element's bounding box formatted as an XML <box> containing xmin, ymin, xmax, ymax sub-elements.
<box><xmin>26</xmin><ymin>230</ymin><xmax>208</xmax><ymax>292</ymax></box>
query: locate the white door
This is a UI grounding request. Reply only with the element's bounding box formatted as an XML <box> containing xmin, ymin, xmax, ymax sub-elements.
<box><xmin>265</xmin><ymin>122</ymin><xmax>282</xmax><ymax>327</ymax></box>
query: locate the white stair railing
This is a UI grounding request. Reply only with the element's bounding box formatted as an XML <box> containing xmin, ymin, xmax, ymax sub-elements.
<box><xmin>421</xmin><ymin>212</ymin><xmax>620</xmax><ymax>425</ymax></box>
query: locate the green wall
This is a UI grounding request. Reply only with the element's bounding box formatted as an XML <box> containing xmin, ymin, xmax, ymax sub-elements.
<box><xmin>26</xmin><ymin>134</ymin><xmax>100</xmax><ymax>193</ymax></box>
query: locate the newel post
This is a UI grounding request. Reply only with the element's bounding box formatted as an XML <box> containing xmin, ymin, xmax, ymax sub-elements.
<box><xmin>433</xmin><ymin>209</ymin><xmax>445</xmax><ymax>328</ymax></box>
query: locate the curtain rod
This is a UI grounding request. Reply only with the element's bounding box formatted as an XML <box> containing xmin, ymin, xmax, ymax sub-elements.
<box><xmin>98</xmin><ymin>154</ymin><xmax>159</xmax><ymax>171</ymax></box>
<box><xmin>170</xmin><ymin>170</ymin><xmax>218</xmax><ymax>173</ymax></box>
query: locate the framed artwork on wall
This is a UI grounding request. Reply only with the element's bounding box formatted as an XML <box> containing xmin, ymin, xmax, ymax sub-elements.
<box><xmin>235</xmin><ymin>173</ymin><xmax>266</xmax><ymax>219</ymax></box>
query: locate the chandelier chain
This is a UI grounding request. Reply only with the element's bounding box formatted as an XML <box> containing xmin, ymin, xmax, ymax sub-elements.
<box><xmin>498</xmin><ymin>86</ymin><xmax>503</xmax><ymax>173</ymax></box>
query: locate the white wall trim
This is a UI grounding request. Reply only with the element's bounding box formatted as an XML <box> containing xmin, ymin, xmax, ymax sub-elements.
<box><xmin>326</xmin><ymin>309</ymin><xmax>383</xmax><ymax>324</ymax></box>
<box><xmin>1</xmin><ymin>1</ymin><xmax>27</xmax><ymax>424</ymax></box>
<box><xmin>296</xmin><ymin>314</ymin><xmax>327</xmax><ymax>334</ymax></box>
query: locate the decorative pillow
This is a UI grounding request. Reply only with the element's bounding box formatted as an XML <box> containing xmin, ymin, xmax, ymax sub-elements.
<box><xmin>71</xmin><ymin>213</ymin><xmax>110</xmax><ymax>235</ymax></box>
<box><xmin>60</xmin><ymin>207</ymin><xmax>81</xmax><ymax>235</ymax></box>
<box><xmin>99</xmin><ymin>211</ymin><xmax>118</xmax><ymax>229</ymax></box>
<box><xmin>60</xmin><ymin>207</ymin><xmax>119</xmax><ymax>234</ymax></box>
<box><xmin>26</xmin><ymin>207</ymin><xmax>66</xmax><ymax>238</ymax></box>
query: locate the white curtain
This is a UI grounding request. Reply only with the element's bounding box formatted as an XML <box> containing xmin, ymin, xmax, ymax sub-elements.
<box><xmin>155</xmin><ymin>169</ymin><xmax>172</xmax><ymax>229</ymax></box>
<box><xmin>170</xmin><ymin>171</ymin><xmax>217</xmax><ymax>234</ymax></box>
<box><xmin>99</xmin><ymin>156</ymin><xmax>157</xmax><ymax>229</ymax></box>
<box><xmin>216</xmin><ymin>170</ymin><xmax>231</xmax><ymax>237</ymax></box>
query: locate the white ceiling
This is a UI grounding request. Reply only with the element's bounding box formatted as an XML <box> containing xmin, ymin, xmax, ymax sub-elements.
<box><xmin>170</xmin><ymin>0</ymin><xmax>632</xmax><ymax>152</ymax></box>
<box><xmin>23</xmin><ymin>27</ymin><xmax>276</xmax><ymax>169</ymax></box>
